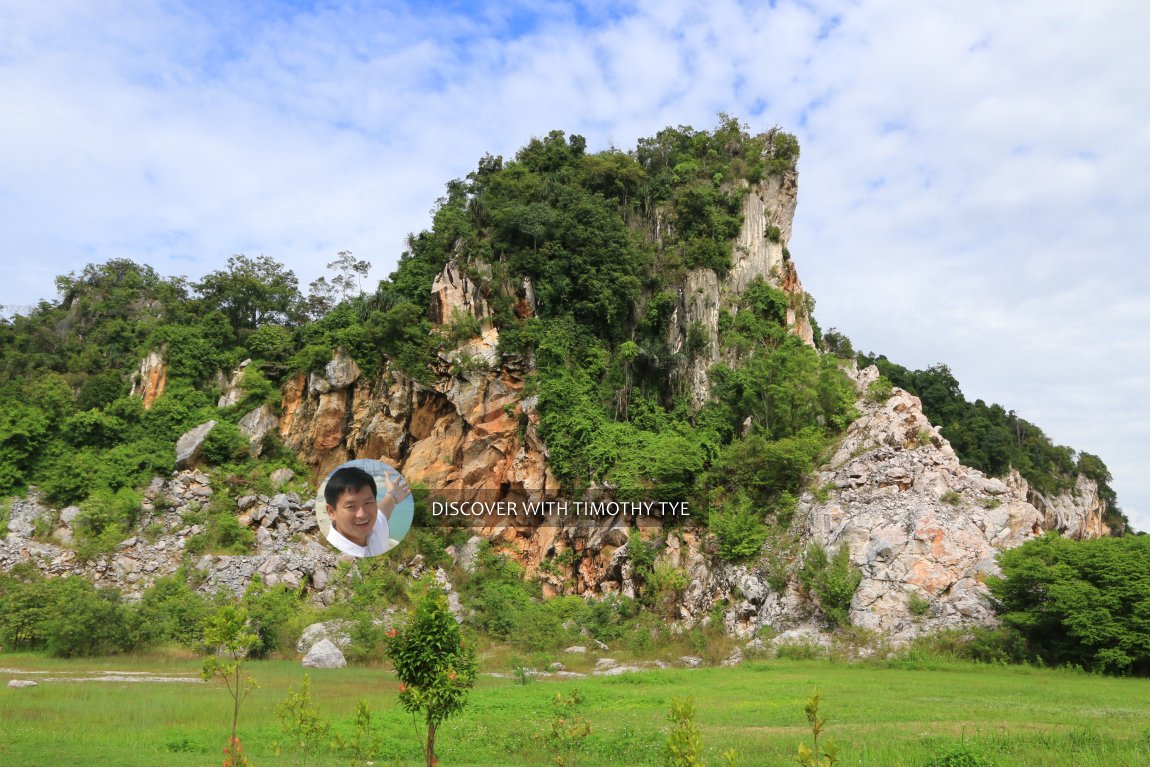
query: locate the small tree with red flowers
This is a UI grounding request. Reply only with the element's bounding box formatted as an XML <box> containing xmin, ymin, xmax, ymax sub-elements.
<box><xmin>383</xmin><ymin>587</ymin><xmax>477</xmax><ymax>766</ymax></box>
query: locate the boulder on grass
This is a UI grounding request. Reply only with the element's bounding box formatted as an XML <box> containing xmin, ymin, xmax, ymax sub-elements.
<box><xmin>302</xmin><ymin>638</ymin><xmax>347</xmax><ymax>669</ymax></box>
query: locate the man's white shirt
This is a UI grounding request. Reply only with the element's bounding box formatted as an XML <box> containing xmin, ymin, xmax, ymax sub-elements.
<box><xmin>326</xmin><ymin>510</ymin><xmax>393</xmax><ymax>557</ymax></box>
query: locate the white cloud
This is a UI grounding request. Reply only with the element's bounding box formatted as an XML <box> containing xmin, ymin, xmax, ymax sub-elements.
<box><xmin>1</xmin><ymin>0</ymin><xmax>1147</xmax><ymax>527</ymax></box>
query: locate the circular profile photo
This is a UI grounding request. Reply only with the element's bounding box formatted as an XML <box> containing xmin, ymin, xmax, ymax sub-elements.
<box><xmin>315</xmin><ymin>458</ymin><xmax>414</xmax><ymax>558</ymax></box>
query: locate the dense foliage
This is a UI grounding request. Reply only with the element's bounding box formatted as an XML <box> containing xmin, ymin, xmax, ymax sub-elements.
<box><xmin>988</xmin><ymin>533</ymin><xmax>1150</xmax><ymax>674</ymax></box>
<box><xmin>0</xmin><ymin>564</ymin><xmax>304</xmax><ymax>658</ymax></box>
<box><xmin>859</xmin><ymin>354</ymin><xmax>1125</xmax><ymax>532</ymax></box>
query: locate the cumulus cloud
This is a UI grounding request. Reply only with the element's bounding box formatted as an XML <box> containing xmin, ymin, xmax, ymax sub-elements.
<box><xmin>1</xmin><ymin>0</ymin><xmax>1147</xmax><ymax>525</ymax></box>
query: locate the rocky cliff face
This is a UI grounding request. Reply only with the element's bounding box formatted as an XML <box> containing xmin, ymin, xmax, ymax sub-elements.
<box><xmin>665</xmin><ymin>367</ymin><xmax>1116</xmax><ymax>644</ymax></box>
<box><xmin>0</xmin><ymin>472</ymin><xmax>341</xmax><ymax>602</ymax></box>
<box><xmin>1006</xmin><ymin>469</ymin><xmax>1109</xmax><ymax>539</ymax></box>
<box><xmin>786</xmin><ymin>369</ymin><xmax>1043</xmax><ymax>640</ymax></box>
<box><xmin>2</xmin><ymin>361</ymin><xmax>1101</xmax><ymax>646</ymax></box>
<box><xmin>278</xmin><ymin>347</ymin><xmax>556</xmax><ymax>504</ymax></box>
<box><xmin>668</xmin><ymin>158</ymin><xmax>815</xmax><ymax>408</ymax></box>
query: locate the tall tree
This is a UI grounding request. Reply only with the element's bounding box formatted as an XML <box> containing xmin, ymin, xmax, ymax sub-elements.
<box><xmin>196</xmin><ymin>254</ymin><xmax>302</xmax><ymax>330</ymax></box>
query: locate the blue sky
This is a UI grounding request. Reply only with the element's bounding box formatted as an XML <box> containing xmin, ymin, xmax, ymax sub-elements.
<box><xmin>2</xmin><ymin>0</ymin><xmax>1148</xmax><ymax>529</ymax></box>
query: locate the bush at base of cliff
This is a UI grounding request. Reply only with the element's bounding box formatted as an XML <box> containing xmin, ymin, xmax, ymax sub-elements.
<box><xmin>798</xmin><ymin>543</ymin><xmax>861</xmax><ymax>627</ymax></box>
<box><xmin>988</xmin><ymin>533</ymin><xmax>1150</xmax><ymax>674</ymax></box>
<box><xmin>707</xmin><ymin>493</ymin><xmax>768</xmax><ymax>564</ymax></box>
<box><xmin>73</xmin><ymin>486</ymin><xmax>143</xmax><ymax>559</ymax></box>
<box><xmin>0</xmin><ymin>571</ymin><xmax>137</xmax><ymax>657</ymax></box>
<box><xmin>893</xmin><ymin>628</ymin><xmax>1029</xmax><ymax>669</ymax></box>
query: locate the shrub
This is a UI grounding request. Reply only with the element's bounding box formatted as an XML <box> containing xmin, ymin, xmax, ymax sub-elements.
<box><xmin>344</xmin><ymin>615</ymin><xmax>386</xmax><ymax>664</ymax></box>
<box><xmin>542</xmin><ymin>689</ymin><xmax>592</xmax><ymax>767</ymax></box>
<box><xmin>45</xmin><ymin>578</ymin><xmax>135</xmax><ymax>657</ymax></box>
<box><xmin>661</xmin><ymin>697</ymin><xmax>741</xmax><ymax>767</ymax></box>
<box><xmin>237</xmin><ymin>365</ymin><xmax>277</xmax><ymax>408</ymax></box>
<box><xmin>335</xmin><ymin>556</ymin><xmax>410</xmax><ymax>613</ymax></box>
<box><xmin>627</xmin><ymin>527</ymin><xmax>656</xmax><ymax>587</ymax></box>
<box><xmin>243</xmin><ymin>576</ymin><xmax>303</xmax><ymax>658</ymax></box>
<box><xmin>580</xmin><ymin>594</ymin><xmax>640</xmax><ymax>642</ymax></box>
<box><xmin>796</xmin><ymin>690</ymin><xmax>838</xmax><ymax>767</ymax></box>
<box><xmin>332</xmin><ymin>700</ymin><xmax>381</xmax><ymax>766</ymax></box>
<box><xmin>134</xmin><ymin>575</ymin><xmax>211</xmax><ymax>647</ymax></box>
<box><xmin>246</xmin><ymin>324</ymin><xmax>295</xmax><ymax>367</ymax></box>
<box><xmin>276</xmin><ymin>674</ymin><xmax>330</xmax><ymax>767</ymax></box>
<box><xmin>988</xmin><ymin>533</ymin><xmax>1150</xmax><ymax>674</ymax></box>
<box><xmin>907</xmin><ymin>592</ymin><xmax>931</xmax><ymax>618</ymax></box>
<box><xmin>187</xmin><ymin>491</ymin><xmax>255</xmax><ymax>555</ymax></box>
<box><xmin>710</xmin><ymin>429</ymin><xmax>827</xmax><ymax>505</ymax></box>
<box><xmin>514</xmin><ymin>601</ymin><xmax>569</xmax><ymax>651</ymax></box>
<box><xmin>798</xmin><ymin>543</ymin><xmax>861</xmax><ymax>627</ymax></box>
<box><xmin>384</xmin><ymin>587</ymin><xmax>478</xmax><ymax>767</ymax></box>
<box><xmin>201</xmin><ymin>605</ymin><xmax>259</xmax><ymax>747</ymax></box>
<box><xmin>864</xmin><ymin>376</ymin><xmax>893</xmax><ymax>404</ymax></box>
<box><xmin>926</xmin><ymin>744</ymin><xmax>997</xmax><ymax>767</ymax></box>
<box><xmin>469</xmin><ymin>579</ymin><xmax>533</xmax><ymax>640</ymax></box>
<box><xmin>74</xmin><ymin>486</ymin><xmax>142</xmax><ymax>556</ymax></box>
<box><xmin>776</xmin><ymin>641</ymin><xmax>823</xmax><ymax>661</ymax></box>
<box><xmin>708</xmin><ymin>494</ymin><xmax>768</xmax><ymax>564</ymax></box>
<box><xmin>649</xmin><ymin>558</ymin><xmax>689</xmax><ymax>619</ymax></box>
<box><xmin>443</xmin><ymin>308</ymin><xmax>483</xmax><ymax>349</ymax></box>
<box><xmin>662</xmin><ymin>697</ymin><xmax>705</xmax><ymax>767</ymax></box>
<box><xmin>201</xmin><ymin>420</ymin><xmax>249</xmax><ymax>465</ymax></box>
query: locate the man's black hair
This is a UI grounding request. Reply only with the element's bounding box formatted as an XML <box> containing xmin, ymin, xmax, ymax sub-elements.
<box><xmin>324</xmin><ymin>466</ymin><xmax>377</xmax><ymax>506</ymax></box>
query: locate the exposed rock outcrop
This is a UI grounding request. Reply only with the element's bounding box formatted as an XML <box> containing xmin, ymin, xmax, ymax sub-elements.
<box><xmin>1007</xmin><ymin>470</ymin><xmax>1108</xmax><ymax>539</ymax></box>
<box><xmin>302</xmin><ymin>638</ymin><xmax>347</xmax><ymax>668</ymax></box>
<box><xmin>175</xmin><ymin>421</ymin><xmax>217</xmax><ymax>470</ymax></box>
<box><xmin>788</xmin><ymin>381</ymin><xmax>1043</xmax><ymax>642</ymax></box>
<box><xmin>217</xmin><ymin>359</ymin><xmax>252</xmax><ymax>407</ymax></box>
<box><xmin>2</xmin><ymin>134</ymin><xmax>1115</xmax><ymax>658</ymax></box>
<box><xmin>238</xmin><ymin>404</ymin><xmax>279</xmax><ymax>456</ymax></box>
<box><xmin>129</xmin><ymin>349</ymin><xmax>167</xmax><ymax>410</ymax></box>
<box><xmin>297</xmin><ymin>620</ymin><xmax>353</xmax><ymax>654</ymax></box>
<box><xmin>430</xmin><ymin>259</ymin><xmax>492</xmax><ymax>325</ymax></box>
<box><xmin>279</xmin><ymin>357</ymin><xmax>556</xmax><ymax>503</ymax></box>
<box><xmin>0</xmin><ymin>472</ymin><xmax>336</xmax><ymax>603</ymax></box>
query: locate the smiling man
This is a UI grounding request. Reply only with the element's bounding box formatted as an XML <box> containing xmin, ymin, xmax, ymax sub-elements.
<box><xmin>323</xmin><ymin>466</ymin><xmax>392</xmax><ymax>557</ymax></box>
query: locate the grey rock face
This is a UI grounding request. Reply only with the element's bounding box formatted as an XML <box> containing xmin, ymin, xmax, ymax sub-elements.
<box><xmin>309</xmin><ymin>348</ymin><xmax>361</xmax><ymax>395</ymax></box>
<box><xmin>238</xmin><ymin>404</ymin><xmax>280</xmax><ymax>456</ymax></box>
<box><xmin>783</xmin><ymin>377</ymin><xmax>1044</xmax><ymax>642</ymax></box>
<box><xmin>0</xmin><ymin>471</ymin><xmax>338</xmax><ymax>603</ymax></box>
<box><xmin>217</xmin><ymin>359</ymin><xmax>251</xmax><ymax>408</ymax></box>
<box><xmin>1010</xmin><ymin>470</ymin><xmax>1108</xmax><ymax>539</ymax></box>
<box><xmin>449</xmin><ymin>535</ymin><xmax>483</xmax><ymax>575</ymax></box>
<box><xmin>667</xmin><ymin>150</ymin><xmax>812</xmax><ymax>408</ymax></box>
<box><xmin>175</xmin><ymin>421</ymin><xmax>217</xmax><ymax>470</ymax></box>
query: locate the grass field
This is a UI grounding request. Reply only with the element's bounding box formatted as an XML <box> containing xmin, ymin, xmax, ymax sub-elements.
<box><xmin>2</xmin><ymin>652</ymin><xmax>1149</xmax><ymax>767</ymax></box>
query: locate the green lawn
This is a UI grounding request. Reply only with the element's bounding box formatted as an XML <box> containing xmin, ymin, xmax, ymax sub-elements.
<box><xmin>2</xmin><ymin>653</ymin><xmax>1149</xmax><ymax>766</ymax></box>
